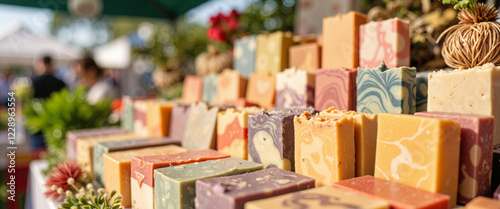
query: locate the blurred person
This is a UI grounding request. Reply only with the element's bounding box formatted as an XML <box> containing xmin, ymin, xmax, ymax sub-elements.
<box><xmin>0</xmin><ymin>69</ymin><xmax>14</xmax><ymax>106</ymax></box>
<box><xmin>74</xmin><ymin>56</ymin><xmax>117</xmax><ymax>104</ymax></box>
<box><xmin>32</xmin><ymin>55</ymin><xmax>66</xmax><ymax>99</ymax></box>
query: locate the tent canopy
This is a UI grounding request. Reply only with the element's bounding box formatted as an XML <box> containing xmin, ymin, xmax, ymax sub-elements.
<box><xmin>0</xmin><ymin>25</ymin><xmax>83</xmax><ymax>67</ymax></box>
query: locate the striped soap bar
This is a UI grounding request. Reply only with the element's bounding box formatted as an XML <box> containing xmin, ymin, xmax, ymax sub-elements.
<box><xmin>315</xmin><ymin>68</ymin><xmax>357</xmax><ymax>111</ymax></box>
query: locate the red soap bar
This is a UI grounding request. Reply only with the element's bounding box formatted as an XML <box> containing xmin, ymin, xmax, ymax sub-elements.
<box><xmin>332</xmin><ymin>176</ymin><xmax>450</xmax><ymax>209</ymax></box>
<box><xmin>130</xmin><ymin>149</ymin><xmax>230</xmax><ymax>188</ymax></box>
<box><xmin>315</xmin><ymin>68</ymin><xmax>357</xmax><ymax>111</ymax></box>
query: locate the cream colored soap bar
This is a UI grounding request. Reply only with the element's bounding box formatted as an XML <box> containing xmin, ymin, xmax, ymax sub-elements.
<box><xmin>374</xmin><ymin>113</ymin><xmax>461</xmax><ymax>208</ymax></box>
<box><xmin>245</xmin><ymin>186</ymin><xmax>389</xmax><ymax>209</ymax></box>
<box><xmin>102</xmin><ymin>145</ymin><xmax>187</xmax><ymax>207</ymax></box>
<box><xmin>320</xmin><ymin>107</ymin><xmax>377</xmax><ymax>176</ymax></box>
<box><xmin>428</xmin><ymin>63</ymin><xmax>500</xmax><ymax>146</ymax></box>
<box><xmin>294</xmin><ymin>112</ymin><xmax>355</xmax><ymax>186</ymax></box>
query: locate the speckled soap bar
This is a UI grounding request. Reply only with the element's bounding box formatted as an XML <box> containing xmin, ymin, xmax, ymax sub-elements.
<box><xmin>154</xmin><ymin>157</ymin><xmax>262</xmax><ymax>209</ymax></box>
<box><xmin>195</xmin><ymin>168</ymin><xmax>315</xmax><ymax>209</ymax></box>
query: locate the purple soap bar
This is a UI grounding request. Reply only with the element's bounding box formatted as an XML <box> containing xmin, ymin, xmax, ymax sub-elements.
<box><xmin>315</xmin><ymin>68</ymin><xmax>357</xmax><ymax>111</ymax></box>
<box><xmin>66</xmin><ymin>126</ymin><xmax>127</xmax><ymax>160</ymax></box>
<box><xmin>493</xmin><ymin>148</ymin><xmax>500</xmax><ymax>197</ymax></box>
<box><xmin>169</xmin><ymin>103</ymin><xmax>191</xmax><ymax>141</ymax></box>
<box><xmin>415</xmin><ymin>111</ymin><xmax>494</xmax><ymax>204</ymax></box>
<box><xmin>195</xmin><ymin>168</ymin><xmax>315</xmax><ymax>209</ymax></box>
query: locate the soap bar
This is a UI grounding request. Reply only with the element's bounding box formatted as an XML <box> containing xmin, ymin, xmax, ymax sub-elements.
<box><xmin>315</xmin><ymin>68</ymin><xmax>357</xmax><ymax>111</ymax></box>
<box><xmin>357</xmin><ymin>62</ymin><xmax>416</xmax><ymax>114</ymax></box>
<box><xmin>322</xmin><ymin>11</ymin><xmax>367</xmax><ymax>69</ymax></box>
<box><xmin>76</xmin><ymin>133</ymin><xmax>139</xmax><ymax>174</ymax></box>
<box><xmin>374</xmin><ymin>113</ymin><xmax>460</xmax><ymax>208</ymax></box>
<box><xmin>146</xmin><ymin>101</ymin><xmax>172</xmax><ymax>137</ymax></box>
<box><xmin>154</xmin><ymin>157</ymin><xmax>262</xmax><ymax>209</ymax></box>
<box><xmin>270</xmin><ymin>107</ymin><xmax>316</xmax><ymax>115</ymax></box>
<box><xmin>359</xmin><ymin>18</ymin><xmax>410</xmax><ymax>68</ymax></box>
<box><xmin>195</xmin><ymin>168</ymin><xmax>315</xmax><ymax>209</ymax></box>
<box><xmin>217</xmin><ymin>69</ymin><xmax>247</xmax><ymax>104</ymax></box>
<box><xmin>332</xmin><ymin>176</ymin><xmax>450</xmax><ymax>209</ymax></box>
<box><xmin>202</xmin><ymin>73</ymin><xmax>218</xmax><ymax>104</ymax></box>
<box><xmin>169</xmin><ymin>103</ymin><xmax>191</xmax><ymax>141</ymax></box>
<box><xmin>288</xmin><ymin>43</ymin><xmax>321</xmax><ymax>73</ymax></box>
<box><xmin>134</xmin><ymin>100</ymin><xmax>149</xmax><ymax>136</ymax></box>
<box><xmin>182</xmin><ymin>75</ymin><xmax>203</xmax><ymax>103</ymax></box>
<box><xmin>121</xmin><ymin>96</ymin><xmax>135</xmax><ymax>132</ymax></box>
<box><xmin>320</xmin><ymin>107</ymin><xmax>377</xmax><ymax>176</ymax></box>
<box><xmin>182</xmin><ymin>102</ymin><xmax>219</xmax><ymax>151</ymax></box>
<box><xmin>495</xmin><ymin>185</ymin><xmax>500</xmax><ymax>201</ymax></box>
<box><xmin>102</xmin><ymin>145</ymin><xmax>187</xmax><ymax>207</ymax></box>
<box><xmin>234</xmin><ymin>35</ymin><xmax>257</xmax><ymax>78</ymax></box>
<box><xmin>416</xmin><ymin>71</ymin><xmax>430</xmax><ymax>112</ymax></box>
<box><xmin>465</xmin><ymin>196</ymin><xmax>500</xmax><ymax>209</ymax></box>
<box><xmin>255</xmin><ymin>31</ymin><xmax>294</xmax><ymax>75</ymax></box>
<box><xmin>66</xmin><ymin>126</ymin><xmax>127</xmax><ymax>160</ymax></box>
<box><xmin>131</xmin><ymin>149</ymin><xmax>230</xmax><ymax>209</ymax></box>
<box><xmin>415</xmin><ymin>111</ymin><xmax>494</xmax><ymax>204</ymax></box>
<box><xmin>245</xmin><ymin>72</ymin><xmax>275</xmax><ymax>109</ymax></box>
<box><xmin>246</xmin><ymin>186</ymin><xmax>389</xmax><ymax>209</ymax></box>
<box><xmin>224</xmin><ymin>98</ymin><xmax>258</xmax><ymax>109</ymax></box>
<box><xmin>427</xmin><ymin>63</ymin><xmax>500</xmax><ymax>146</ymax></box>
<box><xmin>217</xmin><ymin>108</ymin><xmax>262</xmax><ymax>159</ymax></box>
<box><xmin>492</xmin><ymin>148</ymin><xmax>500</xmax><ymax>197</ymax></box>
<box><xmin>93</xmin><ymin>137</ymin><xmax>181</xmax><ymax>186</ymax></box>
<box><xmin>294</xmin><ymin>112</ymin><xmax>355</xmax><ymax>186</ymax></box>
<box><xmin>275</xmin><ymin>68</ymin><xmax>315</xmax><ymax>108</ymax></box>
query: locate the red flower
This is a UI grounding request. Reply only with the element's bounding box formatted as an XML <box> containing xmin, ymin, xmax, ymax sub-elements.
<box><xmin>207</xmin><ymin>27</ymin><xmax>227</xmax><ymax>42</ymax></box>
<box><xmin>228</xmin><ymin>18</ymin><xmax>239</xmax><ymax>32</ymax></box>
<box><xmin>228</xmin><ymin>9</ymin><xmax>240</xmax><ymax>20</ymax></box>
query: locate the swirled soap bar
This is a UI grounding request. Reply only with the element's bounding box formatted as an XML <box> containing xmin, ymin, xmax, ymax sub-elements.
<box><xmin>315</xmin><ymin>68</ymin><xmax>357</xmax><ymax>111</ymax></box>
<box><xmin>275</xmin><ymin>68</ymin><xmax>315</xmax><ymax>108</ymax></box>
<box><xmin>202</xmin><ymin>73</ymin><xmax>218</xmax><ymax>104</ymax></box>
<box><xmin>217</xmin><ymin>69</ymin><xmax>247</xmax><ymax>104</ymax></box>
<box><xmin>294</xmin><ymin>112</ymin><xmax>355</xmax><ymax>186</ymax></box>
<box><xmin>374</xmin><ymin>113</ymin><xmax>460</xmax><ymax>208</ymax></box>
<box><xmin>245</xmin><ymin>186</ymin><xmax>389</xmax><ymax>209</ymax></box>
<box><xmin>416</xmin><ymin>71</ymin><xmax>430</xmax><ymax>112</ymax></box>
<box><xmin>427</xmin><ymin>63</ymin><xmax>500</xmax><ymax>146</ymax></box>
<box><xmin>182</xmin><ymin>102</ymin><xmax>219</xmax><ymax>151</ymax></box>
<box><xmin>356</xmin><ymin>61</ymin><xmax>416</xmax><ymax>114</ymax></box>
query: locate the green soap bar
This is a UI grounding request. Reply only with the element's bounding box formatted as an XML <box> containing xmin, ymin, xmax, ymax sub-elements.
<box><xmin>154</xmin><ymin>157</ymin><xmax>263</xmax><ymax>209</ymax></box>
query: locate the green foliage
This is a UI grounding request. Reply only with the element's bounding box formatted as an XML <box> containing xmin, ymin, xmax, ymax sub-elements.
<box><xmin>239</xmin><ymin>0</ymin><xmax>296</xmax><ymax>34</ymax></box>
<box><xmin>57</xmin><ymin>182</ymin><xmax>122</xmax><ymax>209</ymax></box>
<box><xmin>441</xmin><ymin>0</ymin><xmax>477</xmax><ymax>11</ymax></box>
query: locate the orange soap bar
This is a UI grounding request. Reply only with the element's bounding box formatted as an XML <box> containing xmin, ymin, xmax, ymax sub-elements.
<box><xmin>322</xmin><ymin>11</ymin><xmax>367</xmax><ymax>69</ymax></box>
<box><xmin>217</xmin><ymin>69</ymin><xmax>247</xmax><ymax>104</ymax></box>
<box><xmin>289</xmin><ymin>43</ymin><xmax>321</xmax><ymax>73</ymax></box>
<box><xmin>246</xmin><ymin>72</ymin><xmax>276</xmax><ymax>109</ymax></box>
<box><xmin>182</xmin><ymin>75</ymin><xmax>202</xmax><ymax>103</ymax></box>
<box><xmin>466</xmin><ymin>196</ymin><xmax>500</xmax><ymax>209</ymax></box>
<box><xmin>333</xmin><ymin>176</ymin><xmax>450</xmax><ymax>209</ymax></box>
<box><xmin>146</xmin><ymin>101</ymin><xmax>172</xmax><ymax>137</ymax></box>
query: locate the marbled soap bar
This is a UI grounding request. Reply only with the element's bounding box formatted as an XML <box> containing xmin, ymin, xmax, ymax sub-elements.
<box><xmin>202</xmin><ymin>73</ymin><xmax>218</xmax><ymax>104</ymax></box>
<box><xmin>466</xmin><ymin>196</ymin><xmax>500</xmax><ymax>208</ymax></box>
<box><xmin>294</xmin><ymin>112</ymin><xmax>355</xmax><ymax>186</ymax></box>
<box><xmin>359</xmin><ymin>18</ymin><xmax>410</xmax><ymax>68</ymax></box>
<box><xmin>320</xmin><ymin>107</ymin><xmax>377</xmax><ymax>176</ymax></box>
<box><xmin>415</xmin><ymin>71</ymin><xmax>430</xmax><ymax>112</ymax></box>
<box><xmin>288</xmin><ymin>43</ymin><xmax>321</xmax><ymax>73</ymax></box>
<box><xmin>234</xmin><ymin>35</ymin><xmax>257</xmax><ymax>78</ymax></box>
<box><xmin>169</xmin><ymin>103</ymin><xmax>191</xmax><ymax>141</ymax></box>
<box><xmin>195</xmin><ymin>168</ymin><xmax>315</xmax><ymax>209</ymax></box>
<box><xmin>246</xmin><ymin>72</ymin><xmax>275</xmax><ymax>109</ymax></box>
<box><xmin>255</xmin><ymin>31</ymin><xmax>294</xmax><ymax>75</ymax></box>
<box><xmin>415</xmin><ymin>111</ymin><xmax>494</xmax><ymax>204</ymax></box>
<box><xmin>154</xmin><ymin>157</ymin><xmax>262</xmax><ymax>209</ymax></box>
<box><xmin>246</xmin><ymin>186</ymin><xmax>389</xmax><ymax>209</ymax></box>
<box><xmin>131</xmin><ymin>149</ymin><xmax>230</xmax><ymax>209</ymax></box>
<box><xmin>146</xmin><ymin>101</ymin><xmax>172</xmax><ymax>137</ymax></box>
<box><xmin>134</xmin><ymin>100</ymin><xmax>150</xmax><ymax>136</ymax></box>
<box><xmin>428</xmin><ymin>63</ymin><xmax>500</xmax><ymax>146</ymax></box>
<box><xmin>332</xmin><ymin>176</ymin><xmax>450</xmax><ymax>208</ymax></box>
<box><xmin>102</xmin><ymin>145</ymin><xmax>187</xmax><ymax>207</ymax></box>
<box><xmin>315</xmin><ymin>68</ymin><xmax>357</xmax><ymax>111</ymax></box>
<box><xmin>375</xmin><ymin>113</ymin><xmax>460</xmax><ymax>208</ymax></box>
<box><xmin>357</xmin><ymin>62</ymin><xmax>416</xmax><ymax>114</ymax></box>
<box><xmin>322</xmin><ymin>11</ymin><xmax>367</xmax><ymax>69</ymax></box>
<box><xmin>492</xmin><ymin>148</ymin><xmax>500</xmax><ymax>197</ymax></box>
<box><xmin>93</xmin><ymin>137</ymin><xmax>181</xmax><ymax>186</ymax></box>
<box><xmin>217</xmin><ymin>108</ymin><xmax>262</xmax><ymax>159</ymax></box>
<box><xmin>217</xmin><ymin>69</ymin><xmax>247</xmax><ymax>104</ymax></box>
<box><xmin>275</xmin><ymin>68</ymin><xmax>315</xmax><ymax>108</ymax></box>
<box><xmin>182</xmin><ymin>102</ymin><xmax>219</xmax><ymax>151</ymax></box>
<box><xmin>66</xmin><ymin>126</ymin><xmax>127</xmax><ymax>160</ymax></box>
<box><xmin>182</xmin><ymin>75</ymin><xmax>203</xmax><ymax>103</ymax></box>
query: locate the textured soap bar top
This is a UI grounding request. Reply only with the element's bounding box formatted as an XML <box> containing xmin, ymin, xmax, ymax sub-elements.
<box><xmin>202</xmin><ymin>73</ymin><xmax>218</xmax><ymax>104</ymax></box>
<box><xmin>427</xmin><ymin>63</ymin><xmax>500</xmax><ymax>146</ymax></box>
<box><xmin>195</xmin><ymin>168</ymin><xmax>315</xmax><ymax>209</ymax></box>
<box><xmin>182</xmin><ymin>75</ymin><xmax>203</xmax><ymax>103</ymax></box>
<box><xmin>182</xmin><ymin>102</ymin><xmax>219</xmax><ymax>151</ymax></box>
<box><xmin>315</xmin><ymin>68</ymin><xmax>357</xmax><ymax>111</ymax></box>
<box><xmin>357</xmin><ymin>61</ymin><xmax>416</xmax><ymax>114</ymax></box>
<box><xmin>217</xmin><ymin>69</ymin><xmax>247</xmax><ymax>104</ymax></box>
<box><xmin>332</xmin><ymin>176</ymin><xmax>450</xmax><ymax>209</ymax></box>
<box><xmin>154</xmin><ymin>157</ymin><xmax>263</xmax><ymax>209</ymax></box>
<box><xmin>169</xmin><ymin>103</ymin><xmax>191</xmax><ymax>141</ymax></box>
<box><xmin>275</xmin><ymin>68</ymin><xmax>315</xmax><ymax>108</ymax></box>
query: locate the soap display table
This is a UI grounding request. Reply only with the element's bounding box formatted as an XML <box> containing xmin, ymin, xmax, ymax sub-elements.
<box><xmin>26</xmin><ymin>160</ymin><xmax>60</xmax><ymax>209</ymax></box>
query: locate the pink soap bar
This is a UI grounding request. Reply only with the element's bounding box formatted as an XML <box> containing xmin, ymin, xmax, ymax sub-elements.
<box><xmin>332</xmin><ymin>176</ymin><xmax>449</xmax><ymax>209</ymax></box>
<box><xmin>315</xmin><ymin>68</ymin><xmax>357</xmax><ymax>111</ymax></box>
<box><xmin>182</xmin><ymin>75</ymin><xmax>203</xmax><ymax>103</ymax></box>
<box><xmin>168</xmin><ymin>103</ymin><xmax>191</xmax><ymax>141</ymax></box>
<box><xmin>359</xmin><ymin>18</ymin><xmax>410</xmax><ymax>68</ymax></box>
<box><xmin>415</xmin><ymin>111</ymin><xmax>494</xmax><ymax>204</ymax></box>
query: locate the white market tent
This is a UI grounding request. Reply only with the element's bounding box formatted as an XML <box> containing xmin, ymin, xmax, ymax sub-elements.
<box><xmin>93</xmin><ymin>35</ymin><xmax>131</xmax><ymax>69</ymax></box>
<box><xmin>0</xmin><ymin>24</ymin><xmax>83</xmax><ymax>67</ymax></box>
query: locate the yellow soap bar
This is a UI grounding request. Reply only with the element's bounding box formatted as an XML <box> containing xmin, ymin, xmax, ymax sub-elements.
<box><xmin>146</xmin><ymin>101</ymin><xmax>172</xmax><ymax>137</ymax></box>
<box><xmin>465</xmin><ymin>196</ymin><xmax>500</xmax><ymax>209</ymax></box>
<box><xmin>245</xmin><ymin>186</ymin><xmax>389</xmax><ymax>209</ymax></box>
<box><xmin>102</xmin><ymin>145</ymin><xmax>187</xmax><ymax>207</ymax></box>
<box><xmin>294</xmin><ymin>112</ymin><xmax>355</xmax><ymax>186</ymax></box>
<box><xmin>374</xmin><ymin>113</ymin><xmax>461</xmax><ymax>208</ymax></box>
<box><xmin>320</xmin><ymin>107</ymin><xmax>377</xmax><ymax>176</ymax></box>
